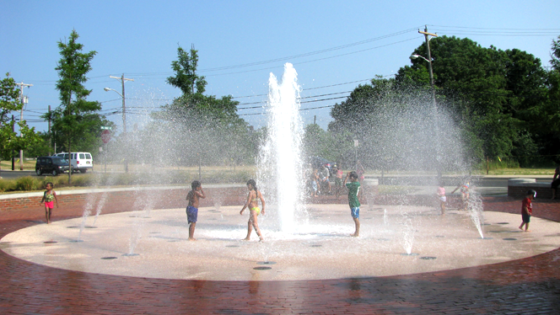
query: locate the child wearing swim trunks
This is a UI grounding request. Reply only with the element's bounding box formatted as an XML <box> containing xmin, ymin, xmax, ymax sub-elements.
<box><xmin>344</xmin><ymin>171</ymin><xmax>361</xmax><ymax>237</ymax></box>
<box><xmin>519</xmin><ymin>190</ymin><xmax>535</xmax><ymax>232</ymax></box>
<box><xmin>186</xmin><ymin>180</ymin><xmax>205</xmax><ymax>241</ymax></box>
<box><xmin>39</xmin><ymin>182</ymin><xmax>58</xmax><ymax>224</ymax></box>
<box><xmin>240</xmin><ymin>179</ymin><xmax>265</xmax><ymax>241</ymax></box>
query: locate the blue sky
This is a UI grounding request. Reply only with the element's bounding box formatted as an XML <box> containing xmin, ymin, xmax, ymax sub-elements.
<box><xmin>2</xmin><ymin>0</ymin><xmax>559</xmax><ymax>134</ymax></box>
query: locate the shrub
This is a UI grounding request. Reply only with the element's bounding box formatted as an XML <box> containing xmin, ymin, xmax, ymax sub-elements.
<box><xmin>15</xmin><ymin>176</ymin><xmax>36</xmax><ymax>191</ymax></box>
<box><xmin>0</xmin><ymin>179</ymin><xmax>16</xmax><ymax>192</ymax></box>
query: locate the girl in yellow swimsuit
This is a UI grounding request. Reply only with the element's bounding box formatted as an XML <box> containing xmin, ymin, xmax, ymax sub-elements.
<box><xmin>240</xmin><ymin>179</ymin><xmax>266</xmax><ymax>241</ymax></box>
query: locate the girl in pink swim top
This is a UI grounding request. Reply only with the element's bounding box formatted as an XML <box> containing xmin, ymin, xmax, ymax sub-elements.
<box><xmin>40</xmin><ymin>182</ymin><xmax>58</xmax><ymax>224</ymax></box>
<box><xmin>436</xmin><ymin>182</ymin><xmax>446</xmax><ymax>215</ymax></box>
<box><xmin>240</xmin><ymin>179</ymin><xmax>266</xmax><ymax>241</ymax></box>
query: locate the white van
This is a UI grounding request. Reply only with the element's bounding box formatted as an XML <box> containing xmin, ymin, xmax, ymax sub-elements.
<box><xmin>53</xmin><ymin>152</ymin><xmax>93</xmax><ymax>173</ymax></box>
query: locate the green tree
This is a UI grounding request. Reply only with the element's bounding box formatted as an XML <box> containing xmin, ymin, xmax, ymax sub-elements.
<box><xmin>395</xmin><ymin>36</ymin><xmax>545</xmax><ymax>163</ymax></box>
<box><xmin>551</xmin><ymin>35</ymin><xmax>560</xmax><ymax>72</ymax></box>
<box><xmin>167</xmin><ymin>46</ymin><xmax>207</xmax><ymax>95</ymax></box>
<box><xmin>0</xmin><ymin>73</ymin><xmax>41</xmax><ymax>171</ymax></box>
<box><xmin>149</xmin><ymin>47</ymin><xmax>257</xmax><ymax>170</ymax></box>
<box><xmin>52</xmin><ymin>29</ymin><xmax>100</xmax><ymax>183</ymax></box>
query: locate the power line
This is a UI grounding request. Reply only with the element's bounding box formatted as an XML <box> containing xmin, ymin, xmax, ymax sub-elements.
<box><xmin>428</xmin><ymin>25</ymin><xmax>560</xmax><ymax>31</ymax></box>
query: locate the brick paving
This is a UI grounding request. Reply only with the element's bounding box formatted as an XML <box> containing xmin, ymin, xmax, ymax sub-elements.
<box><xmin>1</xmin><ymin>196</ymin><xmax>560</xmax><ymax>314</ymax></box>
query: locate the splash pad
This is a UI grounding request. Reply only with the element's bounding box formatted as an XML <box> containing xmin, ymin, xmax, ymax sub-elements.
<box><xmin>3</xmin><ymin>204</ymin><xmax>560</xmax><ymax>281</ymax></box>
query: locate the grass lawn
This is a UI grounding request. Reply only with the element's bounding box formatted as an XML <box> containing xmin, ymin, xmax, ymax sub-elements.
<box><xmin>471</xmin><ymin>168</ymin><xmax>555</xmax><ymax>176</ymax></box>
<box><xmin>0</xmin><ymin>160</ymin><xmax>36</xmax><ymax>170</ymax></box>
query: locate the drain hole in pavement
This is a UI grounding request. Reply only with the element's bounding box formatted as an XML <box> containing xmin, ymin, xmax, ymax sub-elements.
<box><xmin>496</xmin><ymin>222</ymin><xmax>509</xmax><ymax>225</ymax></box>
<box><xmin>420</xmin><ymin>256</ymin><xmax>437</xmax><ymax>260</ymax></box>
<box><xmin>253</xmin><ymin>267</ymin><xmax>272</xmax><ymax>270</ymax></box>
<box><xmin>503</xmin><ymin>238</ymin><xmax>517</xmax><ymax>241</ymax></box>
<box><xmin>67</xmin><ymin>226</ymin><xmax>79</xmax><ymax>229</ymax></box>
<box><xmin>85</xmin><ymin>226</ymin><xmax>97</xmax><ymax>229</ymax></box>
<box><xmin>69</xmin><ymin>240</ymin><xmax>83</xmax><ymax>243</ymax></box>
<box><xmin>43</xmin><ymin>241</ymin><xmax>57</xmax><ymax>244</ymax></box>
<box><xmin>102</xmin><ymin>257</ymin><xmax>118</xmax><ymax>260</ymax></box>
<box><xmin>257</xmin><ymin>261</ymin><xmax>276</xmax><ymax>265</ymax></box>
<box><xmin>310</xmin><ymin>244</ymin><xmax>322</xmax><ymax>247</ymax></box>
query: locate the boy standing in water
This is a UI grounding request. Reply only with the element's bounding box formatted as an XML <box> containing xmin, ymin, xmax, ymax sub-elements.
<box><xmin>186</xmin><ymin>181</ymin><xmax>205</xmax><ymax>241</ymax></box>
<box><xmin>343</xmin><ymin>171</ymin><xmax>361</xmax><ymax>237</ymax></box>
<box><xmin>519</xmin><ymin>190</ymin><xmax>535</xmax><ymax>232</ymax></box>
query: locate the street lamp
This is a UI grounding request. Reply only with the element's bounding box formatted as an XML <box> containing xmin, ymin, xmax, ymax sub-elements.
<box><xmin>103</xmin><ymin>87</ymin><xmax>125</xmax><ymax>132</ymax></box>
<box><xmin>410</xmin><ymin>54</ymin><xmax>429</xmax><ymax>63</ymax></box>
<box><xmin>104</xmin><ymin>74</ymin><xmax>133</xmax><ymax>172</ymax></box>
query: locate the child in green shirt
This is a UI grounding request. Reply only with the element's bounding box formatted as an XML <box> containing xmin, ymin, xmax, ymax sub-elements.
<box><xmin>343</xmin><ymin>171</ymin><xmax>361</xmax><ymax>237</ymax></box>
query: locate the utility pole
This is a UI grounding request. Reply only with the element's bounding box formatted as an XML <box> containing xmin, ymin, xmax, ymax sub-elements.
<box><xmin>418</xmin><ymin>26</ymin><xmax>441</xmax><ymax>179</ymax></box>
<box><xmin>109</xmin><ymin>74</ymin><xmax>134</xmax><ymax>172</ymax></box>
<box><xmin>48</xmin><ymin>105</ymin><xmax>52</xmax><ymax>156</ymax></box>
<box><xmin>16</xmin><ymin>82</ymin><xmax>32</xmax><ymax>170</ymax></box>
<box><xmin>191</xmin><ymin>43</ymin><xmax>196</xmax><ymax>94</ymax></box>
<box><xmin>418</xmin><ymin>26</ymin><xmax>437</xmax><ymax>110</ymax></box>
<box><xmin>11</xmin><ymin>115</ymin><xmax>15</xmax><ymax>170</ymax></box>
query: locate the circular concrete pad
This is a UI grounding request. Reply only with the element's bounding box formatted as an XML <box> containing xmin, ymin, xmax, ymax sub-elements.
<box><xmin>2</xmin><ymin>204</ymin><xmax>560</xmax><ymax>281</ymax></box>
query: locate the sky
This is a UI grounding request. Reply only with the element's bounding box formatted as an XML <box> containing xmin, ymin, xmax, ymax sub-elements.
<box><xmin>2</xmin><ymin>0</ymin><xmax>559</xmax><ymax>135</ymax></box>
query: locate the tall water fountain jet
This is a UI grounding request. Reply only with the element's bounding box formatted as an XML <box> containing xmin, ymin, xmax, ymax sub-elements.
<box><xmin>258</xmin><ymin>63</ymin><xmax>305</xmax><ymax>234</ymax></box>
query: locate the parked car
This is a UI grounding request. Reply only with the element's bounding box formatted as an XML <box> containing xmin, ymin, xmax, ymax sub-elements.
<box><xmin>53</xmin><ymin>152</ymin><xmax>93</xmax><ymax>173</ymax></box>
<box><xmin>36</xmin><ymin>156</ymin><xmax>70</xmax><ymax>176</ymax></box>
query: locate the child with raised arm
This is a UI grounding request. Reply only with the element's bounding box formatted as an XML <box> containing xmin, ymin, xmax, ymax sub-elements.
<box><xmin>240</xmin><ymin>179</ymin><xmax>265</xmax><ymax>241</ymax></box>
<box><xmin>186</xmin><ymin>180</ymin><xmax>205</xmax><ymax>241</ymax></box>
<box><xmin>343</xmin><ymin>171</ymin><xmax>361</xmax><ymax>237</ymax></box>
<box><xmin>519</xmin><ymin>190</ymin><xmax>535</xmax><ymax>232</ymax></box>
<box><xmin>451</xmin><ymin>177</ymin><xmax>470</xmax><ymax>211</ymax></box>
<box><xmin>39</xmin><ymin>182</ymin><xmax>58</xmax><ymax>224</ymax></box>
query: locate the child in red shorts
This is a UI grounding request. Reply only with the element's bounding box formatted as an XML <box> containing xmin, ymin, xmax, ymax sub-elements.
<box><xmin>519</xmin><ymin>190</ymin><xmax>536</xmax><ymax>232</ymax></box>
<box><xmin>40</xmin><ymin>182</ymin><xmax>58</xmax><ymax>224</ymax></box>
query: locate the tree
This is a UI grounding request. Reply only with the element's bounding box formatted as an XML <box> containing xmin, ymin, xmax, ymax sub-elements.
<box><xmin>551</xmin><ymin>35</ymin><xmax>560</xmax><ymax>72</ymax></box>
<box><xmin>52</xmin><ymin>29</ymin><xmax>100</xmax><ymax>183</ymax></box>
<box><xmin>0</xmin><ymin>73</ymin><xmax>41</xmax><ymax>172</ymax></box>
<box><xmin>148</xmin><ymin>46</ymin><xmax>258</xmax><ymax>170</ymax></box>
<box><xmin>395</xmin><ymin>36</ymin><xmax>553</xmax><ymax>163</ymax></box>
<box><xmin>167</xmin><ymin>46</ymin><xmax>207</xmax><ymax>95</ymax></box>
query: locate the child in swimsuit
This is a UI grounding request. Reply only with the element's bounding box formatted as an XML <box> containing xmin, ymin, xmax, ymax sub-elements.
<box><xmin>240</xmin><ymin>179</ymin><xmax>266</xmax><ymax>241</ymax></box>
<box><xmin>344</xmin><ymin>171</ymin><xmax>361</xmax><ymax>237</ymax></box>
<box><xmin>436</xmin><ymin>182</ymin><xmax>446</xmax><ymax>215</ymax></box>
<box><xmin>39</xmin><ymin>182</ymin><xmax>58</xmax><ymax>224</ymax></box>
<box><xmin>186</xmin><ymin>180</ymin><xmax>205</xmax><ymax>241</ymax></box>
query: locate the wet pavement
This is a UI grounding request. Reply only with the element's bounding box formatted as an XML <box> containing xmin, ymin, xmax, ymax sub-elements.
<box><xmin>1</xmin><ymin>196</ymin><xmax>560</xmax><ymax>314</ymax></box>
